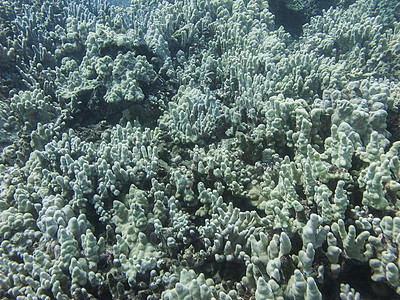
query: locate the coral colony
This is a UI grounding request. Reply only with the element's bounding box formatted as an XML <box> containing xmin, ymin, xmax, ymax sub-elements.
<box><xmin>1</xmin><ymin>0</ymin><xmax>400</xmax><ymax>299</ymax></box>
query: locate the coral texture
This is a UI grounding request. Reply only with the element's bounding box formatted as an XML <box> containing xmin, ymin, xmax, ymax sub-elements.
<box><xmin>1</xmin><ymin>0</ymin><xmax>400</xmax><ymax>299</ymax></box>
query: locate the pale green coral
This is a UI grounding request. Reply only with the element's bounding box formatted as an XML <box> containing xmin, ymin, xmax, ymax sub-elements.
<box><xmin>1</xmin><ymin>0</ymin><xmax>400</xmax><ymax>299</ymax></box>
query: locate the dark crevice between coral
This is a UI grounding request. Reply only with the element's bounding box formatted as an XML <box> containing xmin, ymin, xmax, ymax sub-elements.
<box><xmin>0</xmin><ymin>130</ymin><xmax>32</xmax><ymax>167</ymax></box>
<box><xmin>267</xmin><ymin>0</ymin><xmax>309</xmax><ymax>37</ymax></box>
<box><xmin>288</xmin><ymin>232</ymin><xmax>303</xmax><ymax>255</ymax></box>
<box><xmin>64</xmin><ymin>85</ymin><xmax>163</xmax><ymax>129</ymax></box>
<box><xmin>168</xmin><ymin>37</ymin><xmax>187</xmax><ymax>61</ymax></box>
<box><xmin>195</xmin><ymin>258</ymin><xmax>246</xmax><ymax>287</ymax></box>
<box><xmin>158</xmin><ymin>121</ymin><xmax>230</xmax><ymax>155</ymax></box>
<box><xmin>339</xmin><ymin>259</ymin><xmax>400</xmax><ymax>300</ymax></box>
<box><xmin>98</xmin><ymin>44</ymin><xmax>133</xmax><ymax>58</ymax></box>
<box><xmin>314</xmin><ymin>246</ymin><xmax>341</xmax><ymax>300</ymax></box>
<box><xmin>133</xmin><ymin>272</ymin><xmax>156</xmax><ymax>299</ymax></box>
<box><xmin>222</xmin><ymin>188</ymin><xmax>266</xmax><ymax>218</ymax></box>
<box><xmin>96</xmin><ymin>283</ymin><xmax>114</xmax><ymax>300</ymax></box>
<box><xmin>79</xmin><ymin>281</ymin><xmax>113</xmax><ymax>300</ymax></box>
<box><xmin>386</xmin><ymin>104</ymin><xmax>400</xmax><ymax>145</ymax></box>
<box><xmin>106</xmin><ymin>271</ymin><xmax>133</xmax><ymax>299</ymax></box>
<box><xmin>326</xmin><ymin>178</ymin><xmax>340</xmax><ymax>196</ymax></box>
<box><xmin>345</xmin><ymin>181</ymin><xmax>363</xmax><ymax>216</ymax></box>
<box><xmin>268</xmin><ymin>0</ymin><xmax>356</xmax><ymax>37</ymax></box>
<box><xmin>315</xmin><ymin>112</ymin><xmax>332</xmax><ymax>151</ymax></box>
<box><xmin>65</xmin><ymin>87</ymin><xmax>122</xmax><ymax>126</ymax></box>
<box><xmin>216</xmin><ymin>260</ymin><xmax>246</xmax><ymax>287</ymax></box>
<box><xmin>0</xmin><ymin>66</ymin><xmax>28</xmax><ymax>96</ymax></box>
<box><xmin>320</xmin><ymin>275</ymin><xmax>340</xmax><ymax>300</ymax></box>
<box><xmin>85</xmin><ymin>197</ymin><xmax>107</xmax><ymax>237</ymax></box>
<box><xmin>235</xmin><ymin>131</ymin><xmax>265</xmax><ymax>165</ymax></box>
<box><xmin>98</xmin><ymin>44</ymin><xmax>158</xmax><ymax>69</ymax></box>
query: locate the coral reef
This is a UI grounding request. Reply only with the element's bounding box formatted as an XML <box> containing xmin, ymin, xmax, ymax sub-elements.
<box><xmin>1</xmin><ymin>0</ymin><xmax>400</xmax><ymax>299</ymax></box>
